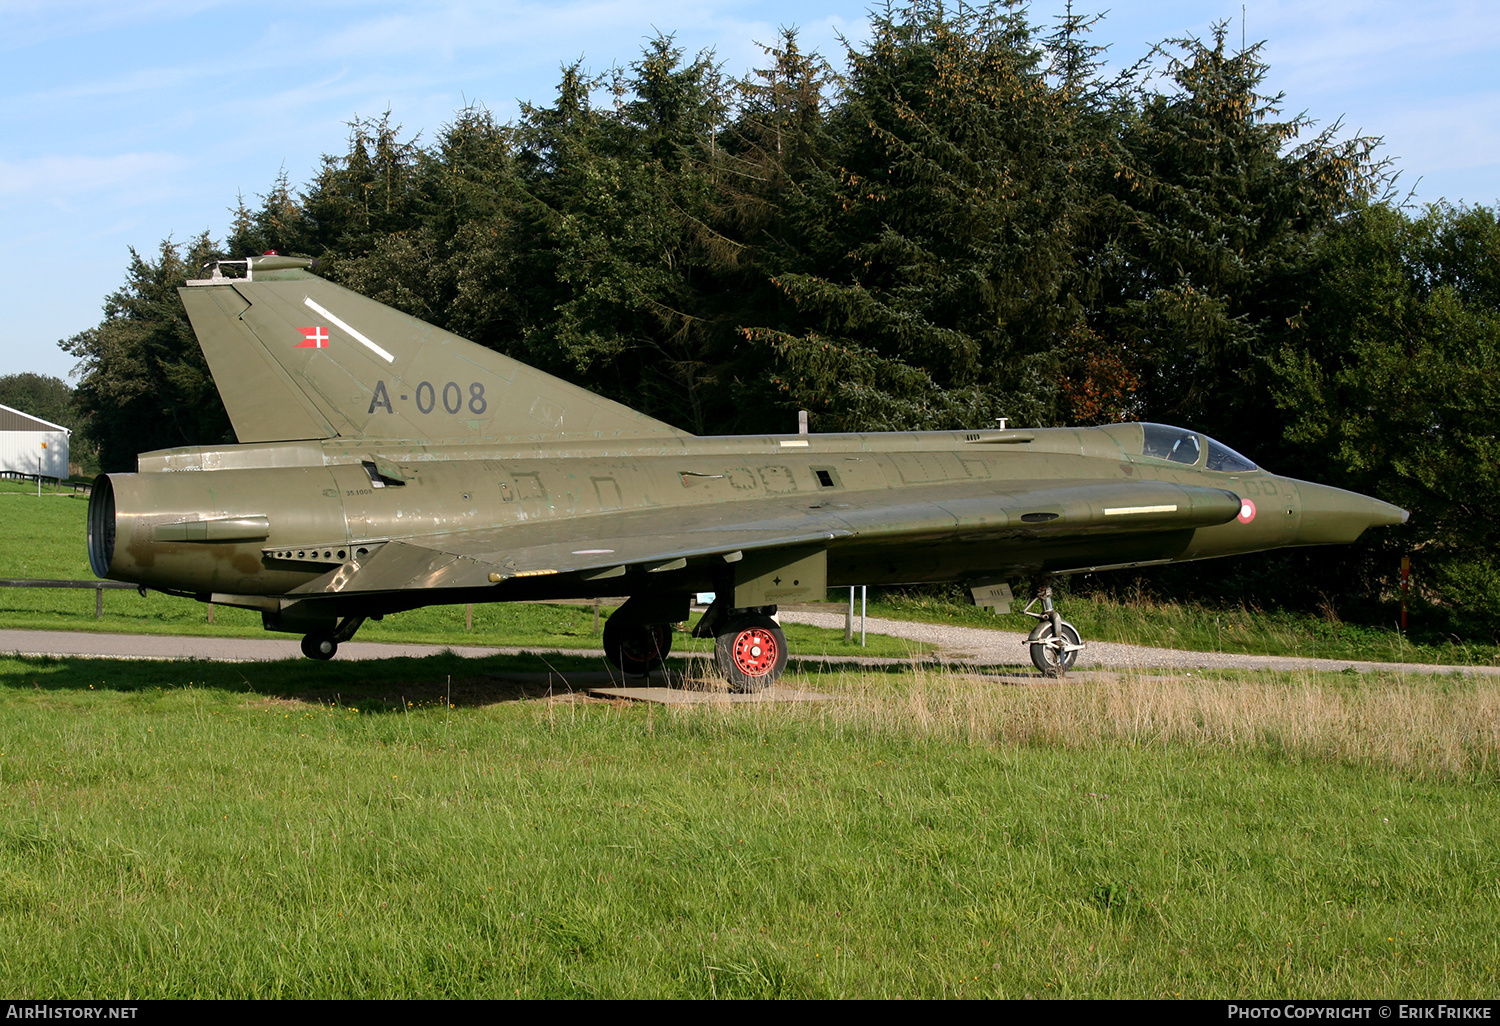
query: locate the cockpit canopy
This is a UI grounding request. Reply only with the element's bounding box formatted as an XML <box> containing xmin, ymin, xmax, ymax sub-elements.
<box><xmin>1142</xmin><ymin>423</ymin><xmax>1201</xmax><ymax>465</ymax></box>
<box><xmin>1100</xmin><ymin>423</ymin><xmax>1258</xmax><ymax>472</ymax></box>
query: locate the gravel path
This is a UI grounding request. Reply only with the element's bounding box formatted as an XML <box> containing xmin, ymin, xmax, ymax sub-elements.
<box><xmin>1</xmin><ymin>618</ymin><xmax>1493</xmax><ymax>678</ymax></box>
<box><xmin>777</xmin><ymin>610</ymin><xmax>1500</xmax><ymax>677</ymax></box>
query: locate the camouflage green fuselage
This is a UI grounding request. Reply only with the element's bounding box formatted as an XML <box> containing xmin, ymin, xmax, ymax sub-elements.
<box><xmin>91</xmin><ymin>422</ymin><xmax>1392</xmax><ymax>621</ymax></box>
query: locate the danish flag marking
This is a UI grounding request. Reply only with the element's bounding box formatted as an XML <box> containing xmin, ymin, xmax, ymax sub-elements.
<box><xmin>296</xmin><ymin>326</ymin><xmax>330</xmax><ymax>349</ymax></box>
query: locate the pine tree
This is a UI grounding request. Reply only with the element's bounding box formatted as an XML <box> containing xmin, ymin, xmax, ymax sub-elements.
<box><xmin>60</xmin><ymin>236</ymin><xmax>233</xmax><ymax>472</ymax></box>
<box><xmin>742</xmin><ymin>0</ymin><xmax>1098</xmax><ymax>432</ymax></box>
<box><xmin>1272</xmin><ymin>202</ymin><xmax>1500</xmax><ymax>635</ymax></box>
<box><xmin>1096</xmin><ymin>24</ymin><xmax>1388</xmax><ymax>454</ymax></box>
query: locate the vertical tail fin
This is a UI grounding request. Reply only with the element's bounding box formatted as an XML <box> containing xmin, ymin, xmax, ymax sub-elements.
<box><xmin>179</xmin><ymin>256</ymin><xmax>688</xmax><ymax>444</ymax></box>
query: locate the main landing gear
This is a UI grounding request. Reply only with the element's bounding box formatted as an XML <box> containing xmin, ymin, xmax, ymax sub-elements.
<box><xmin>692</xmin><ymin>600</ymin><xmax>786</xmax><ymax>691</ymax></box>
<box><xmin>600</xmin><ymin>598</ymin><xmax>788</xmax><ymax>692</ymax></box>
<box><xmin>1021</xmin><ymin>582</ymin><xmax>1083</xmax><ymax>677</ymax></box>
<box><xmin>602</xmin><ymin>618</ymin><xmax>674</xmax><ymax>676</ymax></box>
<box><xmin>299</xmin><ymin>615</ymin><xmax>366</xmax><ymax>661</ymax></box>
<box><xmin>711</xmin><ymin>612</ymin><xmax>787</xmax><ymax>692</ymax></box>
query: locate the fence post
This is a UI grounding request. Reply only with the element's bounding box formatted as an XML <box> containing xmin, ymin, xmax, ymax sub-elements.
<box><xmin>466</xmin><ymin>603</ymin><xmax>473</xmax><ymax>632</ymax></box>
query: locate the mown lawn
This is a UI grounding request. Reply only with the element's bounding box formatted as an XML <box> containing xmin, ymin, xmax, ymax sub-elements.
<box><xmin>1</xmin><ymin>655</ymin><xmax>1498</xmax><ymax>998</ymax></box>
<box><xmin>4</xmin><ymin>481</ymin><xmax>1497</xmax><ymax>997</ymax></box>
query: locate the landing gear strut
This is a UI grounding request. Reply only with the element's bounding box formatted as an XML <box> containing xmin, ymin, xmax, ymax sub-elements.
<box><xmin>1022</xmin><ymin>583</ymin><xmax>1083</xmax><ymax>677</ymax></box>
<box><xmin>603</xmin><ymin>619</ymin><xmax>674</xmax><ymax>676</ymax></box>
<box><xmin>299</xmin><ymin>615</ymin><xmax>367</xmax><ymax>661</ymax></box>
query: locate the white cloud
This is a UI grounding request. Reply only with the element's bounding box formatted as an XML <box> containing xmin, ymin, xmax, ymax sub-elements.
<box><xmin>1380</xmin><ymin>92</ymin><xmax>1500</xmax><ymax>173</ymax></box>
<box><xmin>0</xmin><ymin>152</ymin><xmax>181</xmax><ymax>200</ymax></box>
<box><xmin>0</xmin><ymin>0</ymin><xmax>236</xmax><ymax>52</ymax></box>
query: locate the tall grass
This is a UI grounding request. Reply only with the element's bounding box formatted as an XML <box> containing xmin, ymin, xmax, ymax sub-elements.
<box><xmin>803</xmin><ymin>665</ymin><xmax>1500</xmax><ymax>780</ymax></box>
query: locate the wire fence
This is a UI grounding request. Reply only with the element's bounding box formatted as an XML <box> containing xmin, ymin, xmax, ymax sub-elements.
<box><xmin>0</xmin><ymin>578</ymin><xmax>137</xmax><ymax>619</ymax></box>
<box><xmin>0</xmin><ymin>579</ymin><xmax>868</xmax><ymax>639</ymax></box>
<box><xmin>0</xmin><ymin>472</ymin><xmax>92</xmax><ymax>494</ymax></box>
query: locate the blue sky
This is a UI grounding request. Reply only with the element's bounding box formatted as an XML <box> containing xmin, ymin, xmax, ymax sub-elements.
<box><xmin>3</xmin><ymin>0</ymin><xmax>1498</xmax><ymax>381</ymax></box>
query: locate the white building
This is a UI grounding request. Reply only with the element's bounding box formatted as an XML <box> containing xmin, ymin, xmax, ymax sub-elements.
<box><xmin>0</xmin><ymin>403</ymin><xmax>70</xmax><ymax>480</ymax></box>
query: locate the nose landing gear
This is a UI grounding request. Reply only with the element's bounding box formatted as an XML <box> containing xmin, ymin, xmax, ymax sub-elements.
<box><xmin>1021</xmin><ymin>583</ymin><xmax>1083</xmax><ymax>677</ymax></box>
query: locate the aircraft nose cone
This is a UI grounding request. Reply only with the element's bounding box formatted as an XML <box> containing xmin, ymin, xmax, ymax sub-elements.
<box><xmin>1372</xmin><ymin>498</ymin><xmax>1409</xmax><ymax>527</ymax></box>
<box><xmin>1294</xmin><ymin>480</ymin><xmax>1408</xmax><ymax>545</ymax></box>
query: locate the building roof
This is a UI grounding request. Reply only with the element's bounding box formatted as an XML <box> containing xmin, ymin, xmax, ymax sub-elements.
<box><xmin>0</xmin><ymin>403</ymin><xmax>70</xmax><ymax>434</ymax></box>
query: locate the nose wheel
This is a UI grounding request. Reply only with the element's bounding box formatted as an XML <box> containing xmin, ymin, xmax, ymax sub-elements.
<box><xmin>1027</xmin><ymin>619</ymin><xmax>1082</xmax><ymax>676</ymax></box>
<box><xmin>1021</xmin><ymin>583</ymin><xmax>1084</xmax><ymax>677</ymax></box>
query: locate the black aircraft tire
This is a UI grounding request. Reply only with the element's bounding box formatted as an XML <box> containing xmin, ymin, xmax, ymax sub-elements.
<box><xmin>714</xmin><ymin>614</ymin><xmax>788</xmax><ymax>692</ymax></box>
<box><xmin>603</xmin><ymin>621</ymin><xmax>673</xmax><ymax>676</ymax></box>
<box><xmin>1028</xmin><ymin>620</ymin><xmax>1081</xmax><ymax>677</ymax></box>
<box><xmin>301</xmin><ymin>633</ymin><xmax>338</xmax><ymax>661</ymax></box>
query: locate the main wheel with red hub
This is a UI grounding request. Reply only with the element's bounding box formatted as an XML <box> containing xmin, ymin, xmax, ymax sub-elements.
<box><xmin>603</xmin><ymin>619</ymin><xmax>673</xmax><ymax>676</ymax></box>
<box><xmin>714</xmin><ymin>614</ymin><xmax>788</xmax><ymax>692</ymax></box>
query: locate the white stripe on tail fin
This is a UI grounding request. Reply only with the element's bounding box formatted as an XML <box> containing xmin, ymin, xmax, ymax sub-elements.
<box><xmin>179</xmin><ymin>257</ymin><xmax>689</xmax><ymax>444</ymax></box>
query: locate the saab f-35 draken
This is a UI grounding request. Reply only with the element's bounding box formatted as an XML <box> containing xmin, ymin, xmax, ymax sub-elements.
<box><xmin>86</xmin><ymin>255</ymin><xmax>1406</xmax><ymax>687</ymax></box>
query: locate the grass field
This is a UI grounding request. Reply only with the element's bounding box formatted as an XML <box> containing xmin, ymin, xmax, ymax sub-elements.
<box><xmin>3</xmin><ymin>482</ymin><xmax>1499</xmax><ymax>998</ymax></box>
<box><xmin>2</xmin><ymin>655</ymin><xmax>1498</xmax><ymax>998</ymax></box>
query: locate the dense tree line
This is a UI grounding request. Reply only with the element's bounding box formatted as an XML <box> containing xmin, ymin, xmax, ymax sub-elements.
<box><xmin>0</xmin><ymin>372</ymin><xmax>76</xmax><ymax>433</ymax></box>
<box><xmin>60</xmin><ymin>2</ymin><xmax>1499</xmax><ymax>637</ymax></box>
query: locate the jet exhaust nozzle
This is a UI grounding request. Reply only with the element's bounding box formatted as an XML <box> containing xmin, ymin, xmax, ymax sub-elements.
<box><xmin>87</xmin><ymin>474</ymin><xmax>116</xmax><ymax>579</ymax></box>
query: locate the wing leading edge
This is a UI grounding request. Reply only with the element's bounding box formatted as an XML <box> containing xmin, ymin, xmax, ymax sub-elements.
<box><xmin>284</xmin><ymin>479</ymin><xmax>1242</xmax><ymax>596</ymax></box>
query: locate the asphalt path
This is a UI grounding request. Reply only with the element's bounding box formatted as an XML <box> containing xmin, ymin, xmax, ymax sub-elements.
<box><xmin>0</xmin><ymin>629</ymin><xmax>557</xmax><ymax>663</ymax></box>
<box><xmin>779</xmin><ymin>611</ymin><xmax>1500</xmax><ymax>677</ymax></box>
<box><xmin>0</xmin><ymin>617</ymin><xmax>1493</xmax><ymax>677</ymax></box>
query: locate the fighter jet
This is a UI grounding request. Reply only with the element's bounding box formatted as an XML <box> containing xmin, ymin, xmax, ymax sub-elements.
<box><xmin>85</xmin><ymin>255</ymin><xmax>1406</xmax><ymax>686</ymax></box>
